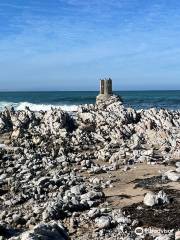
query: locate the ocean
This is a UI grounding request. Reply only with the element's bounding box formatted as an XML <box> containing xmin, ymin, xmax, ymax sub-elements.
<box><xmin>0</xmin><ymin>91</ymin><xmax>180</xmax><ymax>111</ymax></box>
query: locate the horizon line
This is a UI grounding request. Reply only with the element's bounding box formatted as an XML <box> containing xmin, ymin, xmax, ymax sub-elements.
<box><xmin>0</xmin><ymin>89</ymin><xmax>180</xmax><ymax>92</ymax></box>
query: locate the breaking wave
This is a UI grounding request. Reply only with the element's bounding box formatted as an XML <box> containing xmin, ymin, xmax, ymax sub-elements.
<box><xmin>0</xmin><ymin>101</ymin><xmax>78</xmax><ymax>112</ymax></box>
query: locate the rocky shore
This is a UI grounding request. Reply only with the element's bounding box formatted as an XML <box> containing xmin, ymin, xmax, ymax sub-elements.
<box><xmin>0</xmin><ymin>95</ymin><xmax>179</xmax><ymax>240</ymax></box>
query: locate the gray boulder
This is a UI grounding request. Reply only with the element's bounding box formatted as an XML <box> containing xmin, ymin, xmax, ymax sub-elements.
<box><xmin>95</xmin><ymin>216</ymin><xmax>112</xmax><ymax>229</ymax></box>
<box><xmin>10</xmin><ymin>221</ymin><xmax>68</xmax><ymax>240</ymax></box>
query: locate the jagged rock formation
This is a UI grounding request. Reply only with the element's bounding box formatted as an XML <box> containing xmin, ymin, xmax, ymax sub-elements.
<box><xmin>0</xmin><ymin>96</ymin><xmax>180</xmax><ymax>239</ymax></box>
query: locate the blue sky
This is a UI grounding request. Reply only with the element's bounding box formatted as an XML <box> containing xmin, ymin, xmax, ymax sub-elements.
<box><xmin>0</xmin><ymin>0</ymin><xmax>180</xmax><ymax>91</ymax></box>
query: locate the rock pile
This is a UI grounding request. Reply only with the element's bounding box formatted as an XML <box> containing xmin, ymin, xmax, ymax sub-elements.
<box><xmin>0</xmin><ymin>95</ymin><xmax>179</xmax><ymax>239</ymax></box>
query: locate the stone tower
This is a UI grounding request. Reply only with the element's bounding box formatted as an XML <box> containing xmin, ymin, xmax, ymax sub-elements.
<box><xmin>97</xmin><ymin>78</ymin><xmax>113</xmax><ymax>101</ymax></box>
<box><xmin>100</xmin><ymin>79</ymin><xmax>112</xmax><ymax>95</ymax></box>
<box><xmin>96</xmin><ymin>78</ymin><xmax>122</xmax><ymax>104</ymax></box>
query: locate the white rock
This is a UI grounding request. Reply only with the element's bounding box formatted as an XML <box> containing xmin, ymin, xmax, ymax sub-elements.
<box><xmin>95</xmin><ymin>216</ymin><xmax>111</xmax><ymax>229</ymax></box>
<box><xmin>144</xmin><ymin>192</ymin><xmax>157</xmax><ymax>206</ymax></box>
<box><xmin>144</xmin><ymin>190</ymin><xmax>170</xmax><ymax>207</ymax></box>
<box><xmin>12</xmin><ymin>213</ymin><xmax>21</xmax><ymax>223</ymax></box>
<box><xmin>11</xmin><ymin>128</ymin><xmax>21</xmax><ymax>139</ymax></box>
<box><xmin>175</xmin><ymin>162</ymin><xmax>180</xmax><ymax>168</ymax></box>
<box><xmin>9</xmin><ymin>221</ymin><xmax>68</xmax><ymax>240</ymax></box>
<box><xmin>0</xmin><ymin>144</ymin><xmax>6</xmax><ymax>148</ymax></box>
<box><xmin>123</xmin><ymin>166</ymin><xmax>130</xmax><ymax>172</ymax></box>
<box><xmin>88</xmin><ymin>208</ymin><xmax>100</xmax><ymax>218</ymax></box>
<box><xmin>165</xmin><ymin>170</ymin><xmax>180</xmax><ymax>181</ymax></box>
<box><xmin>115</xmin><ymin>216</ymin><xmax>131</xmax><ymax>224</ymax></box>
<box><xmin>32</xmin><ymin>221</ymin><xmax>68</xmax><ymax>240</ymax></box>
<box><xmin>70</xmin><ymin>185</ymin><xmax>82</xmax><ymax>195</ymax></box>
<box><xmin>156</xmin><ymin>190</ymin><xmax>169</xmax><ymax>205</ymax></box>
<box><xmin>155</xmin><ymin>235</ymin><xmax>171</xmax><ymax>240</ymax></box>
<box><xmin>0</xmin><ymin>173</ymin><xmax>7</xmax><ymax>181</ymax></box>
<box><xmin>175</xmin><ymin>230</ymin><xmax>180</xmax><ymax>240</ymax></box>
<box><xmin>0</xmin><ymin>118</ymin><xmax>5</xmax><ymax>131</ymax></box>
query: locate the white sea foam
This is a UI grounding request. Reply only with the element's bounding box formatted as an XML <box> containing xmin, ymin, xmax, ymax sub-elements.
<box><xmin>0</xmin><ymin>101</ymin><xmax>18</xmax><ymax>111</ymax></box>
<box><xmin>0</xmin><ymin>101</ymin><xmax>78</xmax><ymax>112</ymax></box>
